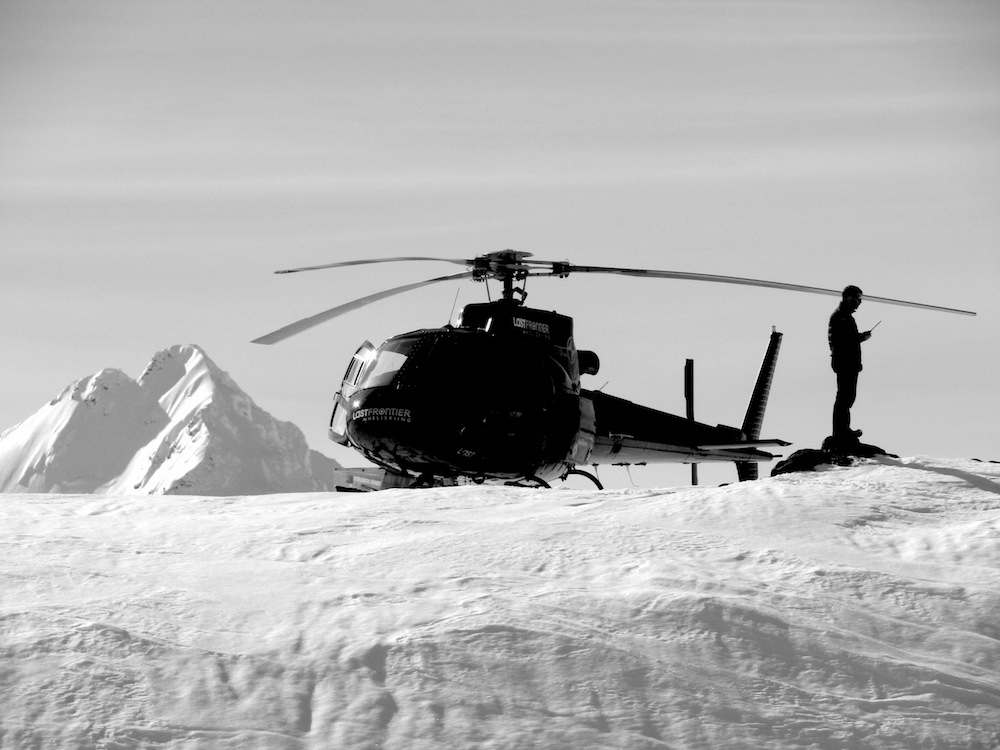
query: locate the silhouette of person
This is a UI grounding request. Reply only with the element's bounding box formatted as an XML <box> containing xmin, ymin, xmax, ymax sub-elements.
<box><xmin>828</xmin><ymin>285</ymin><xmax>871</xmax><ymax>443</ymax></box>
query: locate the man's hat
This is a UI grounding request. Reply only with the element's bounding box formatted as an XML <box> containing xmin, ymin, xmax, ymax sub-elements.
<box><xmin>842</xmin><ymin>285</ymin><xmax>863</xmax><ymax>299</ymax></box>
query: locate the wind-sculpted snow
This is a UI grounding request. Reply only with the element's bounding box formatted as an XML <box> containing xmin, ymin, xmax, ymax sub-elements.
<box><xmin>1</xmin><ymin>457</ymin><xmax>999</xmax><ymax>749</ymax></box>
<box><xmin>0</xmin><ymin>345</ymin><xmax>344</xmax><ymax>495</ymax></box>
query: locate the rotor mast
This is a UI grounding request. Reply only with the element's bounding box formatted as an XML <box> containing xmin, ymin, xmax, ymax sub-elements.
<box><xmin>474</xmin><ymin>249</ymin><xmax>532</xmax><ymax>304</ymax></box>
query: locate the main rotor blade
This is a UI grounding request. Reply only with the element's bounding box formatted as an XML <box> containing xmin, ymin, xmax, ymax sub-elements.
<box><xmin>556</xmin><ymin>264</ymin><xmax>977</xmax><ymax>316</ymax></box>
<box><xmin>251</xmin><ymin>271</ymin><xmax>475</xmax><ymax>345</ymax></box>
<box><xmin>274</xmin><ymin>256</ymin><xmax>471</xmax><ymax>274</ymax></box>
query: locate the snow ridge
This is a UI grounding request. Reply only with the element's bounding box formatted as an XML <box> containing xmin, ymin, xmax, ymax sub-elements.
<box><xmin>0</xmin><ymin>344</ymin><xmax>342</xmax><ymax>495</ymax></box>
<box><xmin>1</xmin><ymin>458</ymin><xmax>998</xmax><ymax>748</ymax></box>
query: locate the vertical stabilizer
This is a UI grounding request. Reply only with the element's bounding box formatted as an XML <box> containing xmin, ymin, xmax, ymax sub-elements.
<box><xmin>736</xmin><ymin>328</ymin><xmax>783</xmax><ymax>481</ymax></box>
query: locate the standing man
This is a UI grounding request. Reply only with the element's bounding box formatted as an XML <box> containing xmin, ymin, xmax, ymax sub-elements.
<box><xmin>828</xmin><ymin>285</ymin><xmax>872</xmax><ymax>443</ymax></box>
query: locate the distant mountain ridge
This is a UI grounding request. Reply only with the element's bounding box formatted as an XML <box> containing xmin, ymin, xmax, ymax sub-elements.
<box><xmin>0</xmin><ymin>344</ymin><xmax>349</xmax><ymax>495</ymax></box>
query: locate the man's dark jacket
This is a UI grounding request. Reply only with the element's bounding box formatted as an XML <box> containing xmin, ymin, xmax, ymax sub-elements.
<box><xmin>828</xmin><ymin>307</ymin><xmax>863</xmax><ymax>373</ymax></box>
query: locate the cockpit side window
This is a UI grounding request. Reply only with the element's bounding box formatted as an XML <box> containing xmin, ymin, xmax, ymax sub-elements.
<box><xmin>343</xmin><ymin>343</ymin><xmax>373</xmax><ymax>388</ymax></box>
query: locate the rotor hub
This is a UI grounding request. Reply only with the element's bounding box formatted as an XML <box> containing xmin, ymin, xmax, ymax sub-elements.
<box><xmin>472</xmin><ymin>250</ymin><xmax>535</xmax><ymax>302</ymax></box>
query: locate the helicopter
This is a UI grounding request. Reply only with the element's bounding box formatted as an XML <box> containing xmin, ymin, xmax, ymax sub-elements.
<box><xmin>252</xmin><ymin>250</ymin><xmax>976</xmax><ymax>489</ymax></box>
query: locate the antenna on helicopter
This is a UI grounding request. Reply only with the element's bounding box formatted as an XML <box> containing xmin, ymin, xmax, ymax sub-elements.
<box><xmin>448</xmin><ymin>287</ymin><xmax>462</xmax><ymax>325</ymax></box>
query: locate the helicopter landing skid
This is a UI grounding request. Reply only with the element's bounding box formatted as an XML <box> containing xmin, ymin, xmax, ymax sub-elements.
<box><xmin>560</xmin><ymin>468</ymin><xmax>604</xmax><ymax>490</ymax></box>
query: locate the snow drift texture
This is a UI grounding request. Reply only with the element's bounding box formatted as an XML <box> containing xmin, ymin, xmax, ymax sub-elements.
<box><xmin>0</xmin><ymin>344</ymin><xmax>341</xmax><ymax>494</ymax></box>
<box><xmin>2</xmin><ymin>458</ymin><xmax>998</xmax><ymax>749</ymax></box>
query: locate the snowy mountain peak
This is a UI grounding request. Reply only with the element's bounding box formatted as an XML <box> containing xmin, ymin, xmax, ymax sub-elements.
<box><xmin>139</xmin><ymin>344</ymin><xmax>230</xmax><ymax>406</ymax></box>
<box><xmin>0</xmin><ymin>345</ymin><xmax>343</xmax><ymax>495</ymax></box>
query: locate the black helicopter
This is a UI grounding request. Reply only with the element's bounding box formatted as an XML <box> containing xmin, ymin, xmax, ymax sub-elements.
<box><xmin>252</xmin><ymin>250</ymin><xmax>975</xmax><ymax>489</ymax></box>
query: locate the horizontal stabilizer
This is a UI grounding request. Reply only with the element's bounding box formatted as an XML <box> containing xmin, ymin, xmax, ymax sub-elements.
<box><xmin>698</xmin><ymin>439</ymin><xmax>791</xmax><ymax>450</ymax></box>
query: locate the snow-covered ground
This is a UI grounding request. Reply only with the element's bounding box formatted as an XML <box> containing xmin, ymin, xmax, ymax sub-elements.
<box><xmin>2</xmin><ymin>456</ymin><xmax>998</xmax><ymax>749</ymax></box>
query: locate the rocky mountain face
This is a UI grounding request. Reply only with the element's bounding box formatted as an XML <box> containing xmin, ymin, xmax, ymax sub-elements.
<box><xmin>0</xmin><ymin>345</ymin><xmax>348</xmax><ymax>495</ymax></box>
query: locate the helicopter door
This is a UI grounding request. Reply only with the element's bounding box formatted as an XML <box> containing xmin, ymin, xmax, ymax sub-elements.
<box><xmin>329</xmin><ymin>341</ymin><xmax>374</xmax><ymax>444</ymax></box>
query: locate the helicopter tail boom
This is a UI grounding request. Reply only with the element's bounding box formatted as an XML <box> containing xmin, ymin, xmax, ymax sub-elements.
<box><xmin>580</xmin><ymin>328</ymin><xmax>789</xmax><ymax>479</ymax></box>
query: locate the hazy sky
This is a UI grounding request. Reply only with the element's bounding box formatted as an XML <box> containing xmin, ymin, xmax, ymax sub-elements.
<box><xmin>2</xmin><ymin>0</ymin><xmax>997</xmax><ymax>488</ymax></box>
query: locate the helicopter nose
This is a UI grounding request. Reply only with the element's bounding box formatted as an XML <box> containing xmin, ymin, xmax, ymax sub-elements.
<box><xmin>349</xmin><ymin>390</ymin><xmax>414</xmax><ymax>437</ymax></box>
<box><xmin>345</xmin><ymin>387</ymin><xmax>428</xmax><ymax>465</ymax></box>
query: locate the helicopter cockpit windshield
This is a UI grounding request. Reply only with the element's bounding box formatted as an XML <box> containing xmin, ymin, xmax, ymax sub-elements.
<box><xmin>358</xmin><ymin>337</ymin><xmax>417</xmax><ymax>389</ymax></box>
